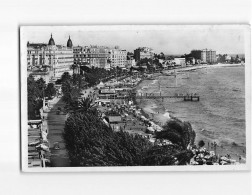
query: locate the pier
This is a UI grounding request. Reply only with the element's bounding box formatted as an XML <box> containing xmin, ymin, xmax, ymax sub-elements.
<box><xmin>136</xmin><ymin>94</ymin><xmax>200</xmax><ymax>101</ymax></box>
<box><xmin>98</xmin><ymin>93</ymin><xmax>200</xmax><ymax>102</ymax></box>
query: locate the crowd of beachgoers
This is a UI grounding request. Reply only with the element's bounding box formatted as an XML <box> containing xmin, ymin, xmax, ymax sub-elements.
<box><xmin>85</xmin><ymin>66</ymin><xmax>244</xmax><ymax>165</ymax></box>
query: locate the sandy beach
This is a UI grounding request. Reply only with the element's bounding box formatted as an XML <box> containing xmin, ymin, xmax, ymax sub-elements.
<box><xmin>165</xmin><ymin>63</ymin><xmax>243</xmax><ymax>73</ymax></box>
<box><xmin>135</xmin><ymin>63</ymin><xmax>246</xmax><ymax>163</ymax></box>
<box><xmin>142</xmin><ymin>102</ymin><xmax>170</xmax><ymax>125</ymax></box>
<box><xmin>138</xmin><ymin>63</ymin><xmax>243</xmax><ymax>121</ymax></box>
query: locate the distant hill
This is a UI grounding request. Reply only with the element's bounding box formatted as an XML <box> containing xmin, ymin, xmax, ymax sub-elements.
<box><xmin>164</xmin><ymin>54</ymin><xmax>183</xmax><ymax>58</ymax></box>
<box><xmin>164</xmin><ymin>54</ymin><xmax>245</xmax><ymax>59</ymax></box>
<box><xmin>228</xmin><ymin>54</ymin><xmax>245</xmax><ymax>58</ymax></box>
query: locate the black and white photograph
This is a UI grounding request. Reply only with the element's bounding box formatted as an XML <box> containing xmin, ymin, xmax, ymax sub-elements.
<box><xmin>20</xmin><ymin>25</ymin><xmax>250</xmax><ymax>171</ymax></box>
<box><xmin>0</xmin><ymin>0</ymin><xmax>251</xmax><ymax>194</ymax></box>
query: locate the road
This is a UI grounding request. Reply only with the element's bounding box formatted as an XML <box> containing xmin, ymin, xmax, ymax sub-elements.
<box><xmin>43</xmin><ymin>88</ymin><xmax>95</xmax><ymax>167</ymax></box>
<box><xmin>44</xmin><ymin>97</ymin><xmax>71</xmax><ymax>167</ymax></box>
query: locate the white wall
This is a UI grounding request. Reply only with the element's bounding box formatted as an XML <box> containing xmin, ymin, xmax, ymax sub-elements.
<box><xmin>0</xmin><ymin>0</ymin><xmax>251</xmax><ymax>195</ymax></box>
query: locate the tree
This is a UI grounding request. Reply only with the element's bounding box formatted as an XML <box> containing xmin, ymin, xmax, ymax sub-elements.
<box><xmin>151</xmin><ymin>119</ymin><xmax>196</xmax><ymax>165</ymax></box>
<box><xmin>230</xmin><ymin>57</ymin><xmax>235</xmax><ymax>63</ymax></box>
<box><xmin>235</xmin><ymin>55</ymin><xmax>240</xmax><ymax>63</ymax></box>
<box><xmin>72</xmin><ymin>73</ymin><xmax>86</xmax><ymax>90</ymax></box>
<box><xmin>45</xmin><ymin>83</ymin><xmax>56</xmax><ymax>99</ymax></box>
<box><xmin>62</xmin><ymin>79</ymin><xmax>73</xmax><ymax>103</ymax></box>
<box><xmin>35</xmin><ymin>78</ymin><xmax>46</xmax><ymax>98</ymax></box>
<box><xmin>143</xmin><ymin>145</ymin><xmax>193</xmax><ymax>165</ymax></box>
<box><xmin>63</xmin><ymin>111</ymin><xmax>152</xmax><ymax>166</ymax></box>
<box><xmin>159</xmin><ymin>52</ymin><xmax>165</xmax><ymax>60</ymax></box>
<box><xmin>198</xmin><ymin>140</ymin><xmax>205</xmax><ymax>148</ymax></box>
<box><xmin>63</xmin><ymin>109</ymin><xmax>195</xmax><ymax>166</ymax></box>
<box><xmin>27</xmin><ymin>75</ymin><xmax>44</xmax><ymax>119</ymax></box>
<box><xmin>155</xmin><ymin>119</ymin><xmax>196</xmax><ymax>150</ymax></box>
<box><xmin>65</xmin><ymin>98</ymin><xmax>97</xmax><ymax>116</ymax></box>
<box><xmin>61</xmin><ymin>72</ymin><xmax>71</xmax><ymax>83</ymax></box>
<box><xmin>55</xmin><ymin>79</ymin><xmax>62</xmax><ymax>85</ymax></box>
<box><xmin>84</xmin><ymin>72</ymin><xmax>97</xmax><ymax>87</ymax></box>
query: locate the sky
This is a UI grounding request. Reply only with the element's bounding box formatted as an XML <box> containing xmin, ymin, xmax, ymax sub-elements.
<box><xmin>22</xmin><ymin>25</ymin><xmax>247</xmax><ymax>55</ymax></box>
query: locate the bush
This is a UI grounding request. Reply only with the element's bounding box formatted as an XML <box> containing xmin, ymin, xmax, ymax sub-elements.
<box><xmin>198</xmin><ymin>140</ymin><xmax>205</xmax><ymax>148</ymax></box>
<box><xmin>27</xmin><ymin>75</ymin><xmax>45</xmax><ymax>119</ymax></box>
<box><xmin>63</xmin><ymin>112</ymin><xmax>152</xmax><ymax>166</ymax></box>
<box><xmin>63</xmin><ymin>112</ymin><xmax>194</xmax><ymax>166</ymax></box>
<box><xmin>155</xmin><ymin>119</ymin><xmax>196</xmax><ymax>150</ymax></box>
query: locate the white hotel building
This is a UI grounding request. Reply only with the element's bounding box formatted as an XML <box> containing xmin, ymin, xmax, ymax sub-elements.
<box><xmin>27</xmin><ymin>35</ymin><xmax>74</xmax><ymax>80</ymax></box>
<box><xmin>109</xmin><ymin>46</ymin><xmax>127</xmax><ymax>68</ymax></box>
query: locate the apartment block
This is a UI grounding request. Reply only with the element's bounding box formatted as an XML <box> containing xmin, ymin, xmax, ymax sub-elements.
<box><xmin>134</xmin><ymin>47</ymin><xmax>154</xmax><ymax>61</ymax></box>
<box><xmin>73</xmin><ymin>45</ymin><xmax>110</xmax><ymax>68</ymax></box>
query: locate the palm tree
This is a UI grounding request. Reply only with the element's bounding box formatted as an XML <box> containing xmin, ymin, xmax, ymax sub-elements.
<box><xmin>145</xmin><ymin>119</ymin><xmax>196</xmax><ymax>165</ymax></box>
<box><xmin>61</xmin><ymin>72</ymin><xmax>72</xmax><ymax>83</ymax></box>
<box><xmin>65</xmin><ymin>98</ymin><xmax>97</xmax><ymax>115</ymax></box>
<box><xmin>61</xmin><ymin>79</ymin><xmax>72</xmax><ymax>103</ymax></box>
<box><xmin>155</xmin><ymin>119</ymin><xmax>196</xmax><ymax>150</ymax></box>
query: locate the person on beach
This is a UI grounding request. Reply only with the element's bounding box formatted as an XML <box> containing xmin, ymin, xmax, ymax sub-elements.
<box><xmin>239</xmin><ymin>156</ymin><xmax>242</xmax><ymax>163</ymax></box>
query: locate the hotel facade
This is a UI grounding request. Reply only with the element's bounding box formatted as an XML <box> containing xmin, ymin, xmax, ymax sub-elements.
<box><xmin>73</xmin><ymin>45</ymin><xmax>127</xmax><ymax>69</ymax></box>
<box><xmin>109</xmin><ymin>46</ymin><xmax>127</xmax><ymax>68</ymax></box>
<box><xmin>134</xmin><ymin>47</ymin><xmax>154</xmax><ymax>62</ymax></box>
<box><xmin>201</xmin><ymin>49</ymin><xmax>216</xmax><ymax>64</ymax></box>
<box><xmin>73</xmin><ymin>45</ymin><xmax>110</xmax><ymax>69</ymax></box>
<box><xmin>190</xmin><ymin>49</ymin><xmax>217</xmax><ymax>64</ymax></box>
<box><xmin>27</xmin><ymin>35</ymin><xmax>74</xmax><ymax>80</ymax></box>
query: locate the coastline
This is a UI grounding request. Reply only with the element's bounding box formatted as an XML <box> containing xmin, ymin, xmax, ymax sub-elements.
<box><xmin>164</xmin><ymin>63</ymin><xmax>243</xmax><ymax>74</ymax></box>
<box><xmin>136</xmin><ymin>63</ymin><xmax>243</xmax><ymax>122</ymax></box>
<box><xmin>134</xmin><ymin>63</ymin><xmax>246</xmax><ymax>163</ymax></box>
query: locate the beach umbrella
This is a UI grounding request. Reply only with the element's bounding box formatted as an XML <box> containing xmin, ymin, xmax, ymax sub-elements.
<box><xmin>140</xmin><ymin>116</ymin><xmax>146</xmax><ymax>121</ymax></box>
<box><xmin>191</xmin><ymin>161</ymin><xmax>199</xmax><ymax>165</ymax></box>
<box><xmin>147</xmin><ymin>126</ymin><xmax>155</xmax><ymax>132</ymax></box>
<box><xmin>155</xmin><ymin>126</ymin><xmax>163</xmax><ymax>132</ymax></box>
<box><xmin>150</xmin><ymin>121</ymin><xmax>156</xmax><ymax>126</ymax></box>
<box><xmin>204</xmin><ymin>155</ymin><xmax>211</xmax><ymax>159</ymax></box>
<box><xmin>220</xmin><ymin>161</ymin><xmax>228</xmax><ymax>165</ymax></box>
<box><xmin>220</xmin><ymin>156</ymin><xmax>229</xmax><ymax>161</ymax></box>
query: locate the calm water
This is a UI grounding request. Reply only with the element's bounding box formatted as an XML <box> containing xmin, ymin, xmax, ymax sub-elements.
<box><xmin>140</xmin><ymin>66</ymin><xmax>246</xmax><ymax>160</ymax></box>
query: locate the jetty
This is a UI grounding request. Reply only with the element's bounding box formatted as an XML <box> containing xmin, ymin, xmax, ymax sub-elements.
<box><xmin>136</xmin><ymin>93</ymin><xmax>200</xmax><ymax>101</ymax></box>
<box><xmin>98</xmin><ymin>93</ymin><xmax>200</xmax><ymax>102</ymax></box>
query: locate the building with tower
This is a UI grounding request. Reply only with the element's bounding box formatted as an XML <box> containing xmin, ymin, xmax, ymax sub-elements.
<box><xmin>27</xmin><ymin>34</ymin><xmax>74</xmax><ymax>81</ymax></box>
<box><xmin>67</xmin><ymin>36</ymin><xmax>73</xmax><ymax>48</ymax></box>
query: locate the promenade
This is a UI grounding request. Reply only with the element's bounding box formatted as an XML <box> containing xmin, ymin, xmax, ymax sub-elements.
<box><xmin>43</xmin><ymin>87</ymin><xmax>95</xmax><ymax>167</ymax></box>
<box><xmin>44</xmin><ymin>97</ymin><xmax>70</xmax><ymax>167</ymax></box>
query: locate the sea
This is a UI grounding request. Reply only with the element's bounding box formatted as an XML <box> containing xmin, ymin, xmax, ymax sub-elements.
<box><xmin>137</xmin><ymin>65</ymin><xmax>246</xmax><ymax>161</ymax></box>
